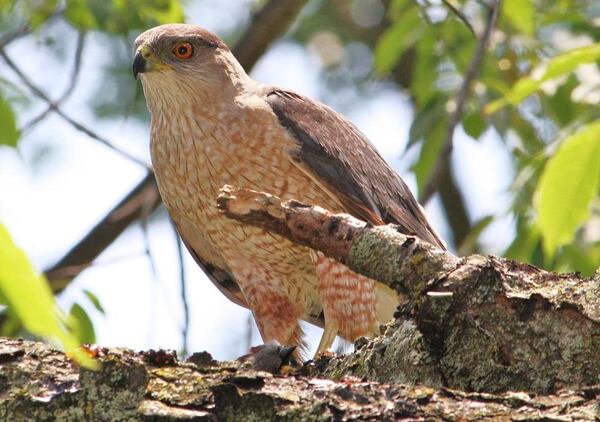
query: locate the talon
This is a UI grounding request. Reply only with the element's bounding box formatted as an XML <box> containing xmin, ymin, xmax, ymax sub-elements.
<box><xmin>315</xmin><ymin>325</ymin><xmax>338</xmax><ymax>357</ymax></box>
<box><xmin>314</xmin><ymin>349</ymin><xmax>335</xmax><ymax>360</ymax></box>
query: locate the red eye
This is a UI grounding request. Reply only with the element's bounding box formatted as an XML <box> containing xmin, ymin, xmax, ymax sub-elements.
<box><xmin>173</xmin><ymin>42</ymin><xmax>193</xmax><ymax>59</ymax></box>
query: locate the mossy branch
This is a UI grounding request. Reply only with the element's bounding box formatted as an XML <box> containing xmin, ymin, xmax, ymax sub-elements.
<box><xmin>217</xmin><ymin>186</ymin><xmax>600</xmax><ymax>393</ymax></box>
<box><xmin>1</xmin><ymin>337</ymin><xmax>598</xmax><ymax>421</ymax></box>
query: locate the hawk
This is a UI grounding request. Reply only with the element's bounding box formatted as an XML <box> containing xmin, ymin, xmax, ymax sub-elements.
<box><xmin>133</xmin><ymin>24</ymin><xmax>445</xmax><ymax>355</ymax></box>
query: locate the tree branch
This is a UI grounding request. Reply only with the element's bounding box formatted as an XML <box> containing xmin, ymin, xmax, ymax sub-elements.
<box><xmin>439</xmin><ymin>164</ymin><xmax>471</xmax><ymax>247</ymax></box>
<box><xmin>216</xmin><ymin>185</ymin><xmax>458</xmax><ymax>291</ymax></box>
<box><xmin>21</xmin><ymin>30</ymin><xmax>86</xmax><ymax>134</ymax></box>
<box><xmin>1</xmin><ymin>336</ymin><xmax>598</xmax><ymax>419</ymax></box>
<box><xmin>440</xmin><ymin>0</ymin><xmax>476</xmax><ymax>36</ymax></box>
<box><xmin>0</xmin><ymin>24</ymin><xmax>29</xmax><ymax>50</ymax></box>
<box><xmin>217</xmin><ymin>186</ymin><xmax>600</xmax><ymax>393</ymax></box>
<box><xmin>44</xmin><ymin>173</ymin><xmax>159</xmax><ymax>292</ymax></box>
<box><xmin>232</xmin><ymin>0</ymin><xmax>309</xmax><ymax>72</ymax></box>
<box><xmin>171</xmin><ymin>219</ymin><xmax>190</xmax><ymax>357</ymax></box>
<box><xmin>419</xmin><ymin>0</ymin><xmax>500</xmax><ymax>204</ymax></box>
<box><xmin>0</xmin><ymin>48</ymin><xmax>150</xmax><ymax>169</ymax></box>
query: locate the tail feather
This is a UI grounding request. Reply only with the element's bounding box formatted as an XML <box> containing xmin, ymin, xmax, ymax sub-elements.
<box><xmin>374</xmin><ymin>282</ymin><xmax>401</xmax><ymax>327</ymax></box>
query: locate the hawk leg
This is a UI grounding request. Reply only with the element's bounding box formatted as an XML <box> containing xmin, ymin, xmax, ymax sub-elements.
<box><xmin>230</xmin><ymin>259</ymin><xmax>305</xmax><ymax>349</ymax></box>
<box><xmin>313</xmin><ymin>252</ymin><xmax>379</xmax><ymax>355</ymax></box>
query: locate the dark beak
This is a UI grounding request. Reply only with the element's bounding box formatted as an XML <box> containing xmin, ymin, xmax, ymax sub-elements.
<box><xmin>132</xmin><ymin>52</ymin><xmax>147</xmax><ymax>80</ymax></box>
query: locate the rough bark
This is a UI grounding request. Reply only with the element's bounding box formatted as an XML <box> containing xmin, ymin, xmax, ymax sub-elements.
<box><xmin>0</xmin><ymin>337</ymin><xmax>598</xmax><ymax>421</ymax></box>
<box><xmin>217</xmin><ymin>186</ymin><xmax>600</xmax><ymax>394</ymax></box>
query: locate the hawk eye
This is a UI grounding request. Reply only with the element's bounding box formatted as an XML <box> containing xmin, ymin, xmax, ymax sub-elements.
<box><xmin>173</xmin><ymin>42</ymin><xmax>193</xmax><ymax>59</ymax></box>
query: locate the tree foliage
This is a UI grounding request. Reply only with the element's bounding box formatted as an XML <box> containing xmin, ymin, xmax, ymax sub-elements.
<box><xmin>0</xmin><ymin>224</ymin><xmax>96</xmax><ymax>367</ymax></box>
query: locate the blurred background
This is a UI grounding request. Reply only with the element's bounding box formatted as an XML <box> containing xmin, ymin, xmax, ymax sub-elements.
<box><xmin>0</xmin><ymin>0</ymin><xmax>599</xmax><ymax>360</ymax></box>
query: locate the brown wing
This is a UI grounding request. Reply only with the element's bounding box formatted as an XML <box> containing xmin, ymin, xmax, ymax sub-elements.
<box><xmin>266</xmin><ymin>89</ymin><xmax>445</xmax><ymax>250</ymax></box>
<box><xmin>178</xmin><ymin>236</ymin><xmax>248</xmax><ymax>309</ymax></box>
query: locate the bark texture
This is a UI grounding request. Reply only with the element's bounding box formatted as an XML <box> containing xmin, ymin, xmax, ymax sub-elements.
<box><xmin>9</xmin><ymin>187</ymin><xmax>599</xmax><ymax>419</ymax></box>
<box><xmin>217</xmin><ymin>186</ymin><xmax>600</xmax><ymax>394</ymax></box>
<box><xmin>0</xmin><ymin>338</ymin><xmax>598</xmax><ymax>421</ymax></box>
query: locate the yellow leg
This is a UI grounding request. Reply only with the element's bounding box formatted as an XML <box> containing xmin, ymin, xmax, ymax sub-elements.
<box><xmin>315</xmin><ymin>323</ymin><xmax>338</xmax><ymax>356</ymax></box>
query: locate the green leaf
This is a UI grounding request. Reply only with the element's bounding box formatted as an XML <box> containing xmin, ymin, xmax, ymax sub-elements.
<box><xmin>26</xmin><ymin>0</ymin><xmax>59</xmax><ymax>28</ymax></box>
<box><xmin>63</xmin><ymin>0</ymin><xmax>184</xmax><ymax>34</ymax></box>
<box><xmin>545</xmin><ymin>75</ymin><xmax>580</xmax><ymax>126</ymax></box>
<box><xmin>412</xmin><ymin>115</ymin><xmax>447</xmax><ymax>193</ymax></box>
<box><xmin>463</xmin><ymin>111</ymin><xmax>487</xmax><ymax>140</ymax></box>
<box><xmin>503</xmin><ymin>0</ymin><xmax>534</xmax><ymax>35</ymax></box>
<box><xmin>138</xmin><ymin>0</ymin><xmax>184</xmax><ymax>25</ymax></box>
<box><xmin>374</xmin><ymin>6</ymin><xmax>422</xmax><ymax>74</ymax></box>
<box><xmin>84</xmin><ymin>289</ymin><xmax>105</xmax><ymax>315</ymax></box>
<box><xmin>68</xmin><ymin>303</ymin><xmax>96</xmax><ymax>344</ymax></box>
<box><xmin>536</xmin><ymin>121</ymin><xmax>600</xmax><ymax>258</ymax></box>
<box><xmin>65</xmin><ymin>0</ymin><xmax>97</xmax><ymax>29</ymax></box>
<box><xmin>408</xmin><ymin>99</ymin><xmax>444</xmax><ymax>148</ymax></box>
<box><xmin>556</xmin><ymin>243</ymin><xmax>600</xmax><ymax>276</ymax></box>
<box><xmin>458</xmin><ymin>215</ymin><xmax>494</xmax><ymax>256</ymax></box>
<box><xmin>504</xmin><ymin>217</ymin><xmax>541</xmax><ymax>263</ymax></box>
<box><xmin>411</xmin><ymin>31</ymin><xmax>437</xmax><ymax>106</ymax></box>
<box><xmin>486</xmin><ymin>43</ymin><xmax>600</xmax><ymax>113</ymax></box>
<box><xmin>0</xmin><ymin>223</ymin><xmax>97</xmax><ymax>368</ymax></box>
<box><xmin>0</xmin><ymin>95</ymin><xmax>20</xmax><ymax>147</ymax></box>
<box><xmin>388</xmin><ymin>0</ymin><xmax>411</xmax><ymax>19</ymax></box>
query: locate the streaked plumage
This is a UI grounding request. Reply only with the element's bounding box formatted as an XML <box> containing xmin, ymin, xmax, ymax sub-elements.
<box><xmin>134</xmin><ymin>23</ymin><xmax>444</xmax><ymax>355</ymax></box>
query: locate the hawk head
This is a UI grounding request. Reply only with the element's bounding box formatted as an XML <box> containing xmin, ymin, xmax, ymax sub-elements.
<box><xmin>133</xmin><ymin>24</ymin><xmax>247</xmax><ymax>108</ymax></box>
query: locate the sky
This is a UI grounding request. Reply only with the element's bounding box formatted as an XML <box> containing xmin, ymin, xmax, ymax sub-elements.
<box><xmin>0</xmin><ymin>0</ymin><xmax>514</xmax><ymax>360</ymax></box>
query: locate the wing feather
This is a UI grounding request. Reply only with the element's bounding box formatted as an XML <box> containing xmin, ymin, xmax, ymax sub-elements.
<box><xmin>265</xmin><ymin>89</ymin><xmax>445</xmax><ymax>250</ymax></box>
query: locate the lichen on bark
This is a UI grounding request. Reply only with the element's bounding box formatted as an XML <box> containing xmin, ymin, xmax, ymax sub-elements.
<box><xmin>218</xmin><ymin>187</ymin><xmax>600</xmax><ymax>393</ymax></box>
<box><xmin>0</xmin><ymin>337</ymin><xmax>598</xmax><ymax>421</ymax></box>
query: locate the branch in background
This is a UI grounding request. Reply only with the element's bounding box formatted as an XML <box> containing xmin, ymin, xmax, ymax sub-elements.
<box><xmin>419</xmin><ymin>0</ymin><xmax>500</xmax><ymax>204</ymax></box>
<box><xmin>0</xmin><ymin>48</ymin><xmax>150</xmax><ymax>169</ymax></box>
<box><xmin>0</xmin><ymin>24</ymin><xmax>29</xmax><ymax>50</ymax></box>
<box><xmin>171</xmin><ymin>219</ymin><xmax>190</xmax><ymax>357</ymax></box>
<box><xmin>21</xmin><ymin>30</ymin><xmax>86</xmax><ymax>134</ymax></box>
<box><xmin>140</xmin><ymin>211</ymin><xmax>158</xmax><ymax>280</ymax></box>
<box><xmin>439</xmin><ymin>163</ymin><xmax>471</xmax><ymax>247</ymax></box>
<box><xmin>441</xmin><ymin>0</ymin><xmax>476</xmax><ymax>36</ymax></box>
<box><xmin>44</xmin><ymin>173</ymin><xmax>159</xmax><ymax>292</ymax></box>
<box><xmin>232</xmin><ymin>0</ymin><xmax>309</xmax><ymax>72</ymax></box>
<box><xmin>41</xmin><ymin>0</ymin><xmax>310</xmax><ymax>289</ymax></box>
<box><xmin>0</xmin><ymin>5</ymin><xmax>65</xmax><ymax>50</ymax></box>
<box><xmin>217</xmin><ymin>186</ymin><xmax>600</xmax><ymax>393</ymax></box>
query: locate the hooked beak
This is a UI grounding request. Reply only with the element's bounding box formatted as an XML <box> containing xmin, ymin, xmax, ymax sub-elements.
<box><xmin>132</xmin><ymin>51</ymin><xmax>147</xmax><ymax>80</ymax></box>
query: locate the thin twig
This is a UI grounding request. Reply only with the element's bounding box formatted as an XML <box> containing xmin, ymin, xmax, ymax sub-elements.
<box><xmin>0</xmin><ymin>48</ymin><xmax>150</xmax><ymax>169</ymax></box>
<box><xmin>245</xmin><ymin>313</ymin><xmax>254</xmax><ymax>351</ymax></box>
<box><xmin>419</xmin><ymin>0</ymin><xmax>500</xmax><ymax>204</ymax></box>
<box><xmin>0</xmin><ymin>24</ymin><xmax>30</xmax><ymax>50</ymax></box>
<box><xmin>441</xmin><ymin>0</ymin><xmax>476</xmax><ymax>36</ymax></box>
<box><xmin>45</xmin><ymin>173</ymin><xmax>160</xmax><ymax>292</ymax></box>
<box><xmin>171</xmin><ymin>220</ymin><xmax>190</xmax><ymax>357</ymax></box>
<box><xmin>21</xmin><ymin>30</ymin><xmax>86</xmax><ymax>133</ymax></box>
<box><xmin>140</xmin><ymin>211</ymin><xmax>158</xmax><ymax>281</ymax></box>
<box><xmin>0</xmin><ymin>4</ymin><xmax>65</xmax><ymax>50</ymax></box>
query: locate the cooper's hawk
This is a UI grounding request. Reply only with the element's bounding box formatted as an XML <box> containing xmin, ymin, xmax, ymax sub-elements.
<box><xmin>133</xmin><ymin>24</ymin><xmax>445</xmax><ymax>355</ymax></box>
